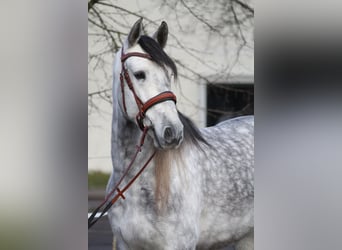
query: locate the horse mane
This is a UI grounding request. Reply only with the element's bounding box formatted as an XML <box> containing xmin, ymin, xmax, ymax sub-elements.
<box><xmin>177</xmin><ymin>111</ymin><xmax>208</xmax><ymax>147</ymax></box>
<box><xmin>136</xmin><ymin>36</ymin><xmax>208</xmax><ymax>211</ymax></box>
<box><xmin>154</xmin><ymin>111</ymin><xmax>208</xmax><ymax>212</ymax></box>
<box><xmin>138</xmin><ymin>35</ymin><xmax>177</xmax><ymax>79</ymax></box>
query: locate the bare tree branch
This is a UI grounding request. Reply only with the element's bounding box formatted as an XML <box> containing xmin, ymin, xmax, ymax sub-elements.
<box><xmin>88</xmin><ymin>0</ymin><xmax>100</xmax><ymax>12</ymax></box>
<box><xmin>232</xmin><ymin>0</ymin><xmax>254</xmax><ymax>15</ymax></box>
<box><xmin>179</xmin><ymin>0</ymin><xmax>222</xmax><ymax>35</ymax></box>
<box><xmin>231</xmin><ymin>3</ymin><xmax>247</xmax><ymax>45</ymax></box>
<box><xmin>89</xmin><ymin>5</ymin><xmax>119</xmax><ymax>51</ymax></box>
<box><xmin>88</xmin><ymin>0</ymin><xmax>254</xmax><ymax>117</ymax></box>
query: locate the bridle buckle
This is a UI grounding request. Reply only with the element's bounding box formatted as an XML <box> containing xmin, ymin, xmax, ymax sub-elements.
<box><xmin>136</xmin><ymin>112</ymin><xmax>145</xmax><ymax>130</ymax></box>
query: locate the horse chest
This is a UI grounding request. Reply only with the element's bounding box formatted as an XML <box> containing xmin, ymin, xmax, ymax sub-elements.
<box><xmin>108</xmin><ymin>166</ymin><xmax>202</xmax><ymax>248</ymax></box>
<box><xmin>108</xmin><ymin>183</ymin><xmax>162</xmax><ymax>246</ymax></box>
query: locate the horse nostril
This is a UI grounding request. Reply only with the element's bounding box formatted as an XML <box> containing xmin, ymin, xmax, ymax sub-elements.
<box><xmin>163</xmin><ymin>126</ymin><xmax>174</xmax><ymax>143</ymax></box>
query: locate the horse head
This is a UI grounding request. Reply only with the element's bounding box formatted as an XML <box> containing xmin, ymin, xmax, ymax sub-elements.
<box><xmin>115</xmin><ymin>19</ymin><xmax>183</xmax><ymax>149</ymax></box>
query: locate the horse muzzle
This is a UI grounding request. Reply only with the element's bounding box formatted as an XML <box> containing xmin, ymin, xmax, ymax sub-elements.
<box><xmin>162</xmin><ymin>126</ymin><xmax>183</xmax><ymax>147</ymax></box>
<box><xmin>151</xmin><ymin>122</ymin><xmax>183</xmax><ymax>149</ymax></box>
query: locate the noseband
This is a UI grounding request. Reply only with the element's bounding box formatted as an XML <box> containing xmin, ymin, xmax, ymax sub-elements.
<box><xmin>120</xmin><ymin>46</ymin><xmax>177</xmax><ymax>130</ymax></box>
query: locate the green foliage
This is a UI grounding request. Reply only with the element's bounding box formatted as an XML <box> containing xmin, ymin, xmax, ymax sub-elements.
<box><xmin>88</xmin><ymin>171</ymin><xmax>110</xmax><ymax>189</ymax></box>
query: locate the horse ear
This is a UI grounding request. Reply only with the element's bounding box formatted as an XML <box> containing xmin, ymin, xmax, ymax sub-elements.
<box><xmin>127</xmin><ymin>18</ymin><xmax>143</xmax><ymax>47</ymax></box>
<box><xmin>152</xmin><ymin>21</ymin><xmax>168</xmax><ymax>49</ymax></box>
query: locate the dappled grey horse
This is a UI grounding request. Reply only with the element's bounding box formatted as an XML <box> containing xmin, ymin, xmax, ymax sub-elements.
<box><xmin>107</xmin><ymin>19</ymin><xmax>254</xmax><ymax>250</ymax></box>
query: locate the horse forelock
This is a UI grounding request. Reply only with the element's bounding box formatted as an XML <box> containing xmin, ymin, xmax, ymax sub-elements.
<box><xmin>137</xmin><ymin>35</ymin><xmax>177</xmax><ymax>79</ymax></box>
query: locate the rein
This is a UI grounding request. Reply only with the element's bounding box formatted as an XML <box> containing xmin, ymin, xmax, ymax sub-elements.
<box><xmin>88</xmin><ymin>127</ymin><xmax>155</xmax><ymax>229</ymax></box>
<box><xmin>88</xmin><ymin>46</ymin><xmax>177</xmax><ymax>229</ymax></box>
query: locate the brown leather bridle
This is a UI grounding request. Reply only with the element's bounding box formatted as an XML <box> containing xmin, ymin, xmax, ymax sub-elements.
<box><xmin>120</xmin><ymin>46</ymin><xmax>177</xmax><ymax>130</ymax></box>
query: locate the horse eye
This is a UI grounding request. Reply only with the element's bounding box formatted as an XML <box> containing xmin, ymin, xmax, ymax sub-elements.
<box><xmin>134</xmin><ymin>71</ymin><xmax>146</xmax><ymax>80</ymax></box>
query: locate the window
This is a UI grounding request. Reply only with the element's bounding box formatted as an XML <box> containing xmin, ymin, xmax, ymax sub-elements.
<box><xmin>206</xmin><ymin>83</ymin><xmax>254</xmax><ymax>126</ymax></box>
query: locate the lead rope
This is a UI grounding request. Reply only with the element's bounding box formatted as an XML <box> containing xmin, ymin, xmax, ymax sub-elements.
<box><xmin>88</xmin><ymin>127</ymin><xmax>156</xmax><ymax>229</ymax></box>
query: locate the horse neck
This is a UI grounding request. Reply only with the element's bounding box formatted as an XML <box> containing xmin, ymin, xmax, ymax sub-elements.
<box><xmin>111</xmin><ymin>95</ymin><xmax>155</xmax><ymax>174</ymax></box>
